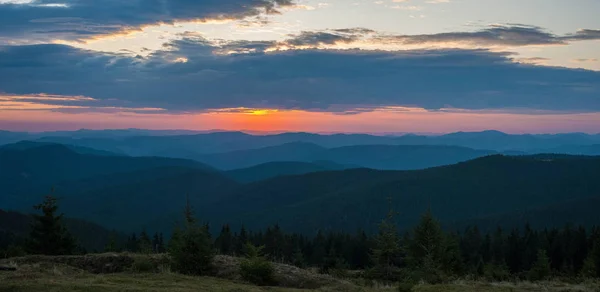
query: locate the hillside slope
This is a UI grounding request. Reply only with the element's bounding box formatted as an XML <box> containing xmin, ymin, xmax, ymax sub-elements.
<box><xmin>201</xmin><ymin>155</ymin><xmax>600</xmax><ymax>233</ymax></box>
<box><xmin>199</xmin><ymin>143</ymin><xmax>496</xmax><ymax>170</ymax></box>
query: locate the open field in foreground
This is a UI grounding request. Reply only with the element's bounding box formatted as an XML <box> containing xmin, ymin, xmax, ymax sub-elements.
<box><xmin>1</xmin><ymin>254</ymin><xmax>599</xmax><ymax>292</ymax></box>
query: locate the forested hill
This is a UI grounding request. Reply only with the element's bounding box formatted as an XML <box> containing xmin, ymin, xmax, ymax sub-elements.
<box><xmin>199</xmin><ymin>143</ymin><xmax>496</xmax><ymax>170</ymax></box>
<box><xmin>201</xmin><ymin>155</ymin><xmax>600</xmax><ymax>233</ymax></box>
<box><xmin>1</xmin><ymin>142</ymin><xmax>599</xmax><ymax>236</ymax></box>
<box><xmin>0</xmin><ymin>209</ymin><xmax>123</xmax><ymax>252</ymax></box>
<box><xmin>0</xmin><ymin>142</ymin><xmax>223</xmax><ymax>217</ymax></box>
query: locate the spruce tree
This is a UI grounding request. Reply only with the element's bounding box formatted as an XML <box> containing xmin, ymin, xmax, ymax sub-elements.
<box><xmin>215</xmin><ymin>224</ymin><xmax>233</xmax><ymax>255</ymax></box>
<box><xmin>104</xmin><ymin>231</ymin><xmax>118</xmax><ymax>252</ymax></box>
<box><xmin>235</xmin><ymin>226</ymin><xmax>248</xmax><ymax>256</ymax></box>
<box><xmin>138</xmin><ymin>229</ymin><xmax>152</xmax><ymax>254</ymax></box>
<box><xmin>169</xmin><ymin>195</ymin><xmax>214</xmax><ymax>275</ymax></box>
<box><xmin>528</xmin><ymin>249</ymin><xmax>551</xmax><ymax>281</ymax></box>
<box><xmin>370</xmin><ymin>204</ymin><xmax>402</xmax><ymax>281</ymax></box>
<box><xmin>292</xmin><ymin>246</ymin><xmax>306</xmax><ymax>268</ymax></box>
<box><xmin>408</xmin><ymin>209</ymin><xmax>445</xmax><ymax>281</ymax></box>
<box><xmin>581</xmin><ymin>239</ymin><xmax>600</xmax><ymax>278</ymax></box>
<box><xmin>27</xmin><ymin>192</ymin><xmax>76</xmax><ymax>255</ymax></box>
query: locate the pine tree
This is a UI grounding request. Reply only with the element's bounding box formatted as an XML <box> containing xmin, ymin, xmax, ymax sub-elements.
<box><xmin>370</xmin><ymin>204</ymin><xmax>402</xmax><ymax>281</ymax></box>
<box><xmin>442</xmin><ymin>232</ymin><xmax>464</xmax><ymax>276</ymax></box>
<box><xmin>127</xmin><ymin>233</ymin><xmax>139</xmax><ymax>252</ymax></box>
<box><xmin>581</xmin><ymin>239</ymin><xmax>600</xmax><ymax>278</ymax></box>
<box><xmin>234</xmin><ymin>226</ymin><xmax>248</xmax><ymax>256</ymax></box>
<box><xmin>461</xmin><ymin>226</ymin><xmax>483</xmax><ymax>275</ymax></box>
<box><xmin>528</xmin><ymin>249</ymin><xmax>551</xmax><ymax>281</ymax></box>
<box><xmin>138</xmin><ymin>229</ymin><xmax>152</xmax><ymax>254</ymax></box>
<box><xmin>408</xmin><ymin>209</ymin><xmax>445</xmax><ymax>280</ymax></box>
<box><xmin>27</xmin><ymin>192</ymin><xmax>76</xmax><ymax>255</ymax></box>
<box><xmin>169</xmin><ymin>195</ymin><xmax>214</xmax><ymax>275</ymax></box>
<box><xmin>157</xmin><ymin>233</ymin><xmax>165</xmax><ymax>253</ymax></box>
<box><xmin>292</xmin><ymin>246</ymin><xmax>306</xmax><ymax>268</ymax></box>
<box><xmin>215</xmin><ymin>224</ymin><xmax>233</xmax><ymax>255</ymax></box>
<box><xmin>104</xmin><ymin>231</ymin><xmax>118</xmax><ymax>252</ymax></box>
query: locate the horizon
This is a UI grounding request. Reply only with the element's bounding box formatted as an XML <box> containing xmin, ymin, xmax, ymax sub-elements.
<box><xmin>3</xmin><ymin>127</ymin><xmax>600</xmax><ymax>136</ymax></box>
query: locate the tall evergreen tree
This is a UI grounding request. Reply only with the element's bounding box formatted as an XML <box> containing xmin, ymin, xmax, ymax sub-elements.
<box><xmin>528</xmin><ymin>249</ymin><xmax>551</xmax><ymax>281</ymax></box>
<box><xmin>370</xmin><ymin>204</ymin><xmax>402</xmax><ymax>280</ymax></box>
<box><xmin>127</xmin><ymin>233</ymin><xmax>139</xmax><ymax>252</ymax></box>
<box><xmin>581</xmin><ymin>239</ymin><xmax>600</xmax><ymax>278</ymax></box>
<box><xmin>235</xmin><ymin>225</ymin><xmax>248</xmax><ymax>256</ymax></box>
<box><xmin>138</xmin><ymin>229</ymin><xmax>152</xmax><ymax>254</ymax></box>
<box><xmin>27</xmin><ymin>192</ymin><xmax>76</xmax><ymax>255</ymax></box>
<box><xmin>169</xmin><ymin>195</ymin><xmax>214</xmax><ymax>275</ymax></box>
<box><xmin>408</xmin><ymin>209</ymin><xmax>445</xmax><ymax>278</ymax></box>
<box><xmin>215</xmin><ymin>224</ymin><xmax>233</xmax><ymax>255</ymax></box>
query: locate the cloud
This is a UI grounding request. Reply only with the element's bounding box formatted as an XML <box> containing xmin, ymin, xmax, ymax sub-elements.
<box><xmin>0</xmin><ymin>41</ymin><xmax>599</xmax><ymax>114</ymax></box>
<box><xmin>0</xmin><ymin>0</ymin><xmax>296</xmax><ymax>42</ymax></box>
<box><xmin>256</xmin><ymin>25</ymin><xmax>600</xmax><ymax>53</ymax></box>
<box><xmin>281</xmin><ymin>28</ymin><xmax>375</xmax><ymax>47</ymax></box>
<box><xmin>562</xmin><ymin>29</ymin><xmax>600</xmax><ymax>41</ymax></box>
<box><xmin>378</xmin><ymin>24</ymin><xmax>566</xmax><ymax>47</ymax></box>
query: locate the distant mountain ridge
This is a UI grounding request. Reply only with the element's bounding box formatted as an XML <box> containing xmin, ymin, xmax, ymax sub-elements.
<box><xmin>2</xmin><ymin>130</ymin><xmax>600</xmax><ymax>159</ymax></box>
<box><xmin>199</xmin><ymin>142</ymin><xmax>496</xmax><ymax>170</ymax></box>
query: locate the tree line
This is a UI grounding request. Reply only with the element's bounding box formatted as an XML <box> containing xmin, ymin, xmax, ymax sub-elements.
<box><xmin>2</xmin><ymin>193</ymin><xmax>600</xmax><ymax>284</ymax></box>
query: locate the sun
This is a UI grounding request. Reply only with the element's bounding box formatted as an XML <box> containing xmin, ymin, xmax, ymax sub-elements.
<box><xmin>248</xmin><ymin>109</ymin><xmax>278</xmax><ymax>116</ymax></box>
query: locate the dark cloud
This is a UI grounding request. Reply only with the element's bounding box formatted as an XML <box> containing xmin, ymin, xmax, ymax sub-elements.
<box><xmin>0</xmin><ymin>0</ymin><xmax>295</xmax><ymax>41</ymax></box>
<box><xmin>561</xmin><ymin>29</ymin><xmax>600</xmax><ymax>41</ymax></box>
<box><xmin>274</xmin><ymin>25</ymin><xmax>600</xmax><ymax>50</ymax></box>
<box><xmin>379</xmin><ymin>24</ymin><xmax>566</xmax><ymax>47</ymax></box>
<box><xmin>281</xmin><ymin>28</ymin><xmax>375</xmax><ymax>47</ymax></box>
<box><xmin>0</xmin><ymin>41</ymin><xmax>599</xmax><ymax>113</ymax></box>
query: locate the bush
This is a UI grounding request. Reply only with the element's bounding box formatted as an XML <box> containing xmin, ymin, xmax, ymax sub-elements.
<box><xmin>132</xmin><ymin>256</ymin><xmax>155</xmax><ymax>273</ymax></box>
<box><xmin>398</xmin><ymin>282</ymin><xmax>415</xmax><ymax>292</ymax></box>
<box><xmin>484</xmin><ymin>263</ymin><xmax>511</xmax><ymax>281</ymax></box>
<box><xmin>3</xmin><ymin>245</ymin><xmax>26</xmax><ymax>258</ymax></box>
<box><xmin>239</xmin><ymin>243</ymin><xmax>275</xmax><ymax>286</ymax></box>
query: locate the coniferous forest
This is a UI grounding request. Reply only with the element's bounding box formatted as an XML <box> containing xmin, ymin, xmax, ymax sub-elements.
<box><xmin>2</xmin><ymin>193</ymin><xmax>600</xmax><ymax>286</ymax></box>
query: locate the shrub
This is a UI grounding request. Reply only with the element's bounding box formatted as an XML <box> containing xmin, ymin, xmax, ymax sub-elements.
<box><xmin>2</xmin><ymin>245</ymin><xmax>26</xmax><ymax>258</ymax></box>
<box><xmin>398</xmin><ymin>282</ymin><xmax>415</xmax><ymax>292</ymax></box>
<box><xmin>132</xmin><ymin>256</ymin><xmax>155</xmax><ymax>273</ymax></box>
<box><xmin>484</xmin><ymin>263</ymin><xmax>511</xmax><ymax>281</ymax></box>
<box><xmin>239</xmin><ymin>243</ymin><xmax>275</xmax><ymax>286</ymax></box>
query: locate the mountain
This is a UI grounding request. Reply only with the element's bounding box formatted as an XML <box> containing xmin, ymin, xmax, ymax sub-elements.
<box><xmin>198</xmin><ymin>142</ymin><xmax>327</xmax><ymax>170</ymax></box>
<box><xmin>0</xmin><ymin>143</ymin><xmax>218</xmax><ymax>211</ymax></box>
<box><xmin>199</xmin><ymin>143</ymin><xmax>496</xmax><ymax>170</ymax></box>
<box><xmin>542</xmin><ymin>144</ymin><xmax>600</xmax><ymax>156</ymax></box>
<box><xmin>58</xmin><ymin>167</ymin><xmax>239</xmax><ymax>233</ymax></box>
<box><xmin>198</xmin><ymin>155</ymin><xmax>600</xmax><ymax>234</ymax></box>
<box><xmin>2</xmin><ymin>141</ymin><xmax>600</xmax><ymax>236</ymax></box>
<box><xmin>9</xmin><ymin>130</ymin><xmax>598</xmax><ymax>161</ymax></box>
<box><xmin>1</xmin><ymin>140</ymin><xmax>123</xmax><ymax>156</ymax></box>
<box><xmin>0</xmin><ymin>209</ymin><xmax>125</xmax><ymax>252</ymax></box>
<box><xmin>317</xmin><ymin>144</ymin><xmax>495</xmax><ymax>170</ymax></box>
<box><xmin>226</xmin><ymin>161</ymin><xmax>333</xmax><ymax>183</ymax></box>
<box><xmin>0</xmin><ymin>131</ymin><xmax>31</xmax><ymax>146</ymax></box>
<box><xmin>455</xmin><ymin>196</ymin><xmax>600</xmax><ymax>232</ymax></box>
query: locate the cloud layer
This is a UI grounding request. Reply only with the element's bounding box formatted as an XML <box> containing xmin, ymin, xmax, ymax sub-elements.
<box><xmin>1</xmin><ymin>38</ymin><xmax>598</xmax><ymax>113</ymax></box>
<box><xmin>0</xmin><ymin>0</ymin><xmax>295</xmax><ymax>42</ymax></box>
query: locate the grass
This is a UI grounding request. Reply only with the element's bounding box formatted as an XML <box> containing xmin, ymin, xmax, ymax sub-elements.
<box><xmin>0</xmin><ymin>265</ymin><xmax>379</xmax><ymax>292</ymax></box>
<box><xmin>1</xmin><ymin>255</ymin><xmax>599</xmax><ymax>292</ymax></box>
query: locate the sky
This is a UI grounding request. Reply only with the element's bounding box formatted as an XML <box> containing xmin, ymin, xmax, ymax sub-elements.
<box><xmin>0</xmin><ymin>0</ymin><xmax>599</xmax><ymax>133</ymax></box>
